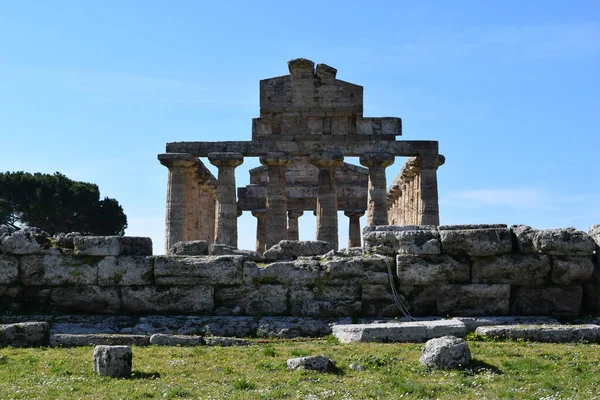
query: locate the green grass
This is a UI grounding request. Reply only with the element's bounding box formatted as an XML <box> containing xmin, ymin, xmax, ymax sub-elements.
<box><xmin>0</xmin><ymin>340</ymin><xmax>599</xmax><ymax>399</ymax></box>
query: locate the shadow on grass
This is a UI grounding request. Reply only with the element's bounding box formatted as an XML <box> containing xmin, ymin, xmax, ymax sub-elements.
<box><xmin>131</xmin><ymin>370</ymin><xmax>161</xmax><ymax>380</ymax></box>
<box><xmin>462</xmin><ymin>358</ymin><xmax>503</xmax><ymax>375</ymax></box>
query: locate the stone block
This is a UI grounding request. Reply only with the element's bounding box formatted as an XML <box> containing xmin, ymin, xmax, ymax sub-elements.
<box><xmin>0</xmin><ymin>255</ymin><xmax>19</xmax><ymax>284</ymax></box>
<box><xmin>0</xmin><ymin>286</ymin><xmax>24</xmax><ymax>314</ymax></box>
<box><xmin>0</xmin><ymin>227</ymin><xmax>56</xmax><ymax>255</ymax></box>
<box><xmin>263</xmin><ymin>240</ymin><xmax>332</xmax><ymax>261</ymax></box>
<box><xmin>20</xmin><ymin>255</ymin><xmax>98</xmax><ymax>286</ymax></box>
<box><xmin>51</xmin><ymin>286</ymin><xmax>121</xmax><ymax>314</ymax></box>
<box><xmin>243</xmin><ymin>260</ymin><xmax>321</xmax><ymax>285</ymax></box>
<box><xmin>511</xmin><ymin>225</ymin><xmax>537</xmax><ymax>253</ymax></box>
<box><xmin>437</xmin><ymin>284</ymin><xmax>510</xmax><ymax>316</ymax></box>
<box><xmin>397</xmin><ymin>255</ymin><xmax>469</xmax><ymax>285</ymax></box>
<box><xmin>332</xmin><ymin>320</ymin><xmax>465</xmax><ymax>343</ymax></box>
<box><xmin>453</xmin><ymin>316</ymin><xmax>560</xmax><ymax>332</ymax></box>
<box><xmin>214</xmin><ymin>285</ymin><xmax>288</xmax><ymax>316</ymax></box>
<box><xmin>321</xmin><ymin>255</ymin><xmax>392</xmax><ymax>285</ymax></box>
<box><xmin>168</xmin><ymin>240</ymin><xmax>209</xmax><ymax>256</ymax></box>
<box><xmin>98</xmin><ymin>256</ymin><xmax>153</xmax><ymax>286</ymax></box>
<box><xmin>256</xmin><ymin>317</ymin><xmax>349</xmax><ymax>338</ymax></box>
<box><xmin>209</xmin><ymin>244</ymin><xmax>263</xmax><ymax>261</ymax></box>
<box><xmin>0</xmin><ymin>322</ymin><xmax>49</xmax><ymax>347</ymax></box>
<box><xmin>154</xmin><ymin>255</ymin><xmax>244</xmax><ymax>285</ymax></box>
<box><xmin>399</xmin><ymin>285</ymin><xmax>437</xmax><ymax>316</ymax></box>
<box><xmin>51</xmin><ymin>334</ymin><xmax>149</xmax><ymax>347</ymax></box>
<box><xmin>552</xmin><ymin>256</ymin><xmax>595</xmax><ymax>285</ymax></box>
<box><xmin>363</xmin><ymin>226</ymin><xmax>440</xmax><ymax>256</ymax></box>
<box><xmin>439</xmin><ymin>227</ymin><xmax>512</xmax><ymax>257</ymax></box>
<box><xmin>289</xmin><ymin>285</ymin><xmax>361</xmax><ymax>317</ymax></box>
<box><xmin>361</xmin><ymin>284</ymin><xmax>403</xmax><ymax>317</ymax></box>
<box><xmin>475</xmin><ymin>324</ymin><xmax>600</xmax><ymax>343</ymax></box>
<box><xmin>471</xmin><ymin>254</ymin><xmax>551</xmax><ymax>284</ymax></box>
<box><xmin>420</xmin><ymin>336</ymin><xmax>471</xmax><ymax>369</ymax></box>
<box><xmin>531</xmin><ymin>228</ymin><xmax>595</xmax><ymax>256</ymax></box>
<box><xmin>149</xmin><ymin>333</ymin><xmax>204</xmax><ymax>346</ymax></box>
<box><xmin>205</xmin><ymin>337</ymin><xmax>251</xmax><ymax>346</ymax></box>
<box><xmin>512</xmin><ymin>286</ymin><xmax>583</xmax><ymax>316</ymax></box>
<box><xmin>93</xmin><ymin>345</ymin><xmax>132</xmax><ymax>377</ymax></box>
<box><xmin>287</xmin><ymin>355</ymin><xmax>335</xmax><ymax>372</ymax></box>
<box><xmin>74</xmin><ymin>236</ymin><xmax>152</xmax><ymax>256</ymax></box>
<box><xmin>121</xmin><ymin>286</ymin><xmax>213</xmax><ymax>314</ymax></box>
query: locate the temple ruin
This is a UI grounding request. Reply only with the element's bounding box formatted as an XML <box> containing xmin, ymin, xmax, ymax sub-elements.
<box><xmin>158</xmin><ymin>58</ymin><xmax>444</xmax><ymax>253</ymax></box>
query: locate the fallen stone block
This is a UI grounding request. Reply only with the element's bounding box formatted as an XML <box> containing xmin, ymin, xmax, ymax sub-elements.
<box><xmin>331</xmin><ymin>320</ymin><xmax>466</xmax><ymax>343</ymax></box>
<box><xmin>263</xmin><ymin>240</ymin><xmax>332</xmax><ymax>261</ymax></box>
<box><xmin>74</xmin><ymin>236</ymin><xmax>152</xmax><ymax>256</ymax></box>
<box><xmin>149</xmin><ymin>333</ymin><xmax>204</xmax><ymax>346</ymax></box>
<box><xmin>51</xmin><ymin>334</ymin><xmax>149</xmax><ymax>347</ymax></box>
<box><xmin>453</xmin><ymin>316</ymin><xmax>560</xmax><ymax>332</ymax></box>
<box><xmin>168</xmin><ymin>240</ymin><xmax>209</xmax><ymax>256</ymax></box>
<box><xmin>287</xmin><ymin>355</ymin><xmax>335</xmax><ymax>372</ymax></box>
<box><xmin>93</xmin><ymin>345</ymin><xmax>132</xmax><ymax>377</ymax></box>
<box><xmin>0</xmin><ymin>322</ymin><xmax>49</xmax><ymax>347</ymax></box>
<box><xmin>420</xmin><ymin>336</ymin><xmax>471</xmax><ymax>369</ymax></box>
<box><xmin>474</xmin><ymin>324</ymin><xmax>600</xmax><ymax>343</ymax></box>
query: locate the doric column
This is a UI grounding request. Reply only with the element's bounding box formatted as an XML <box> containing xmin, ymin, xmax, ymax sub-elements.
<box><xmin>360</xmin><ymin>152</ymin><xmax>395</xmax><ymax>226</ymax></box>
<box><xmin>251</xmin><ymin>208</ymin><xmax>267</xmax><ymax>253</ymax></box>
<box><xmin>418</xmin><ymin>154</ymin><xmax>444</xmax><ymax>226</ymax></box>
<box><xmin>287</xmin><ymin>210</ymin><xmax>304</xmax><ymax>240</ymax></box>
<box><xmin>260</xmin><ymin>153</ymin><xmax>293</xmax><ymax>250</ymax></box>
<box><xmin>208</xmin><ymin>152</ymin><xmax>244</xmax><ymax>247</ymax></box>
<box><xmin>158</xmin><ymin>153</ymin><xmax>197</xmax><ymax>253</ymax></box>
<box><xmin>344</xmin><ymin>209</ymin><xmax>365</xmax><ymax>248</ymax></box>
<box><xmin>310</xmin><ymin>151</ymin><xmax>343</xmax><ymax>251</ymax></box>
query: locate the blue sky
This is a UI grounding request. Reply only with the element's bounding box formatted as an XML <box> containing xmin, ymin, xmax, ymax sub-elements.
<box><xmin>1</xmin><ymin>1</ymin><xmax>598</xmax><ymax>254</ymax></box>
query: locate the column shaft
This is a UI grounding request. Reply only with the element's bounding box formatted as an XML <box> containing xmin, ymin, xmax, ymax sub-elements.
<box><xmin>252</xmin><ymin>209</ymin><xmax>267</xmax><ymax>253</ymax></box>
<box><xmin>344</xmin><ymin>210</ymin><xmax>365</xmax><ymax>248</ymax></box>
<box><xmin>311</xmin><ymin>152</ymin><xmax>343</xmax><ymax>251</ymax></box>
<box><xmin>419</xmin><ymin>154</ymin><xmax>441</xmax><ymax>226</ymax></box>
<box><xmin>360</xmin><ymin>153</ymin><xmax>395</xmax><ymax>226</ymax></box>
<box><xmin>287</xmin><ymin>210</ymin><xmax>303</xmax><ymax>240</ymax></box>
<box><xmin>260</xmin><ymin>153</ymin><xmax>293</xmax><ymax>250</ymax></box>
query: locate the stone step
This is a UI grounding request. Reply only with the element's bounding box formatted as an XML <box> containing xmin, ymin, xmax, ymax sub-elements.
<box><xmin>331</xmin><ymin>320</ymin><xmax>466</xmax><ymax>343</ymax></box>
<box><xmin>474</xmin><ymin>324</ymin><xmax>600</xmax><ymax>343</ymax></box>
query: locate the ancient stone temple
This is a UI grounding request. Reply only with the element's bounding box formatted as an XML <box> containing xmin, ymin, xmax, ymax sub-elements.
<box><xmin>158</xmin><ymin>58</ymin><xmax>444</xmax><ymax>252</ymax></box>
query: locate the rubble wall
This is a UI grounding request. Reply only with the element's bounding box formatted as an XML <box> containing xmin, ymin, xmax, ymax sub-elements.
<box><xmin>0</xmin><ymin>224</ymin><xmax>598</xmax><ymax>318</ymax></box>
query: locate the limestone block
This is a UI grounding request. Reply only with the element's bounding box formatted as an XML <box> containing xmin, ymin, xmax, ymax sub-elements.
<box><xmin>149</xmin><ymin>333</ymin><xmax>204</xmax><ymax>346</ymax></box>
<box><xmin>363</xmin><ymin>226</ymin><xmax>439</xmax><ymax>256</ymax></box>
<box><xmin>512</xmin><ymin>286</ymin><xmax>583</xmax><ymax>316</ymax></box>
<box><xmin>0</xmin><ymin>255</ymin><xmax>19</xmax><ymax>284</ymax></box>
<box><xmin>93</xmin><ymin>345</ymin><xmax>132</xmax><ymax>377</ymax></box>
<box><xmin>590</xmin><ymin>225</ymin><xmax>600</xmax><ymax>244</ymax></box>
<box><xmin>475</xmin><ymin>324</ymin><xmax>600</xmax><ymax>343</ymax></box>
<box><xmin>51</xmin><ymin>286</ymin><xmax>121</xmax><ymax>314</ymax></box>
<box><xmin>511</xmin><ymin>225</ymin><xmax>537</xmax><ymax>253</ymax></box>
<box><xmin>332</xmin><ymin>322</ymin><xmax>426</xmax><ymax>343</ymax></box>
<box><xmin>74</xmin><ymin>236</ymin><xmax>152</xmax><ymax>256</ymax></box>
<box><xmin>420</xmin><ymin>336</ymin><xmax>471</xmax><ymax>369</ymax></box>
<box><xmin>98</xmin><ymin>256</ymin><xmax>153</xmax><ymax>286</ymax></box>
<box><xmin>0</xmin><ymin>286</ymin><xmax>24</xmax><ymax>314</ymax></box>
<box><xmin>0</xmin><ymin>322</ymin><xmax>49</xmax><ymax>347</ymax></box>
<box><xmin>453</xmin><ymin>316</ymin><xmax>560</xmax><ymax>332</ymax></box>
<box><xmin>263</xmin><ymin>240</ymin><xmax>332</xmax><ymax>261</ymax></box>
<box><xmin>256</xmin><ymin>317</ymin><xmax>349</xmax><ymax>338</ymax></box>
<box><xmin>20</xmin><ymin>255</ymin><xmax>98</xmax><ymax>286</ymax></box>
<box><xmin>397</xmin><ymin>255</ymin><xmax>469</xmax><ymax>285</ymax></box>
<box><xmin>243</xmin><ymin>260</ymin><xmax>321</xmax><ymax>285</ymax></box>
<box><xmin>214</xmin><ymin>285</ymin><xmax>288</xmax><ymax>316</ymax></box>
<box><xmin>361</xmin><ymin>284</ymin><xmax>404</xmax><ymax>317</ymax></box>
<box><xmin>287</xmin><ymin>355</ymin><xmax>335</xmax><ymax>372</ymax></box>
<box><xmin>399</xmin><ymin>285</ymin><xmax>437</xmax><ymax>316</ymax></box>
<box><xmin>154</xmin><ymin>255</ymin><xmax>244</xmax><ymax>285</ymax></box>
<box><xmin>0</xmin><ymin>227</ymin><xmax>56</xmax><ymax>255</ymax></box>
<box><xmin>205</xmin><ymin>337</ymin><xmax>251</xmax><ymax>346</ymax></box>
<box><xmin>50</xmin><ymin>315</ymin><xmax>138</xmax><ymax>334</ymax></box>
<box><xmin>439</xmin><ymin>227</ymin><xmax>512</xmax><ymax>257</ymax></box>
<box><xmin>552</xmin><ymin>256</ymin><xmax>595</xmax><ymax>285</ymax></box>
<box><xmin>436</xmin><ymin>284</ymin><xmax>510</xmax><ymax>316</ymax></box>
<box><xmin>531</xmin><ymin>228</ymin><xmax>595</xmax><ymax>256</ymax></box>
<box><xmin>321</xmin><ymin>255</ymin><xmax>391</xmax><ymax>285</ymax></box>
<box><xmin>131</xmin><ymin>316</ymin><xmax>256</xmax><ymax>337</ymax></box>
<box><xmin>168</xmin><ymin>240</ymin><xmax>209</xmax><ymax>256</ymax></box>
<box><xmin>471</xmin><ymin>254</ymin><xmax>551</xmax><ymax>284</ymax></box>
<box><xmin>209</xmin><ymin>244</ymin><xmax>263</xmax><ymax>261</ymax></box>
<box><xmin>121</xmin><ymin>286</ymin><xmax>213</xmax><ymax>314</ymax></box>
<box><xmin>51</xmin><ymin>334</ymin><xmax>149</xmax><ymax>347</ymax></box>
<box><xmin>289</xmin><ymin>285</ymin><xmax>361</xmax><ymax>317</ymax></box>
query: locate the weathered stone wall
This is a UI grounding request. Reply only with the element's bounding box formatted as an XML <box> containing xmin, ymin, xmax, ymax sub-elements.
<box><xmin>1</xmin><ymin>224</ymin><xmax>598</xmax><ymax>318</ymax></box>
<box><xmin>364</xmin><ymin>224</ymin><xmax>599</xmax><ymax>317</ymax></box>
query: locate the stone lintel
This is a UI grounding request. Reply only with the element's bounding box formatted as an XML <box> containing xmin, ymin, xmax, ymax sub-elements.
<box><xmin>166</xmin><ymin>139</ymin><xmax>439</xmax><ymax>158</ymax></box>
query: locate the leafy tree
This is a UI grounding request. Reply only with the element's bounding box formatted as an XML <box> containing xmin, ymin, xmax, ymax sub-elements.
<box><xmin>0</xmin><ymin>171</ymin><xmax>127</xmax><ymax>235</ymax></box>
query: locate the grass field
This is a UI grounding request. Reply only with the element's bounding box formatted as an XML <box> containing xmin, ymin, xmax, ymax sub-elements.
<box><xmin>0</xmin><ymin>337</ymin><xmax>599</xmax><ymax>399</ymax></box>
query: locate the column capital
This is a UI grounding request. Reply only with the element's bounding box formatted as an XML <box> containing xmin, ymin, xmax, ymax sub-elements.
<box><xmin>310</xmin><ymin>151</ymin><xmax>343</xmax><ymax>168</ymax></box>
<box><xmin>419</xmin><ymin>153</ymin><xmax>445</xmax><ymax>169</ymax></box>
<box><xmin>288</xmin><ymin>209</ymin><xmax>304</xmax><ymax>219</ymax></box>
<box><xmin>251</xmin><ymin>208</ymin><xmax>267</xmax><ymax>218</ymax></box>
<box><xmin>208</xmin><ymin>152</ymin><xmax>244</xmax><ymax>168</ymax></box>
<box><xmin>344</xmin><ymin>209</ymin><xmax>365</xmax><ymax>218</ymax></box>
<box><xmin>158</xmin><ymin>153</ymin><xmax>197</xmax><ymax>169</ymax></box>
<box><xmin>260</xmin><ymin>152</ymin><xmax>293</xmax><ymax>167</ymax></box>
<box><xmin>359</xmin><ymin>152</ymin><xmax>395</xmax><ymax>168</ymax></box>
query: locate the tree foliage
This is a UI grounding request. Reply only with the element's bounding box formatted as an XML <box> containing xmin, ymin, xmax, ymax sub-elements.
<box><xmin>0</xmin><ymin>171</ymin><xmax>127</xmax><ymax>235</ymax></box>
